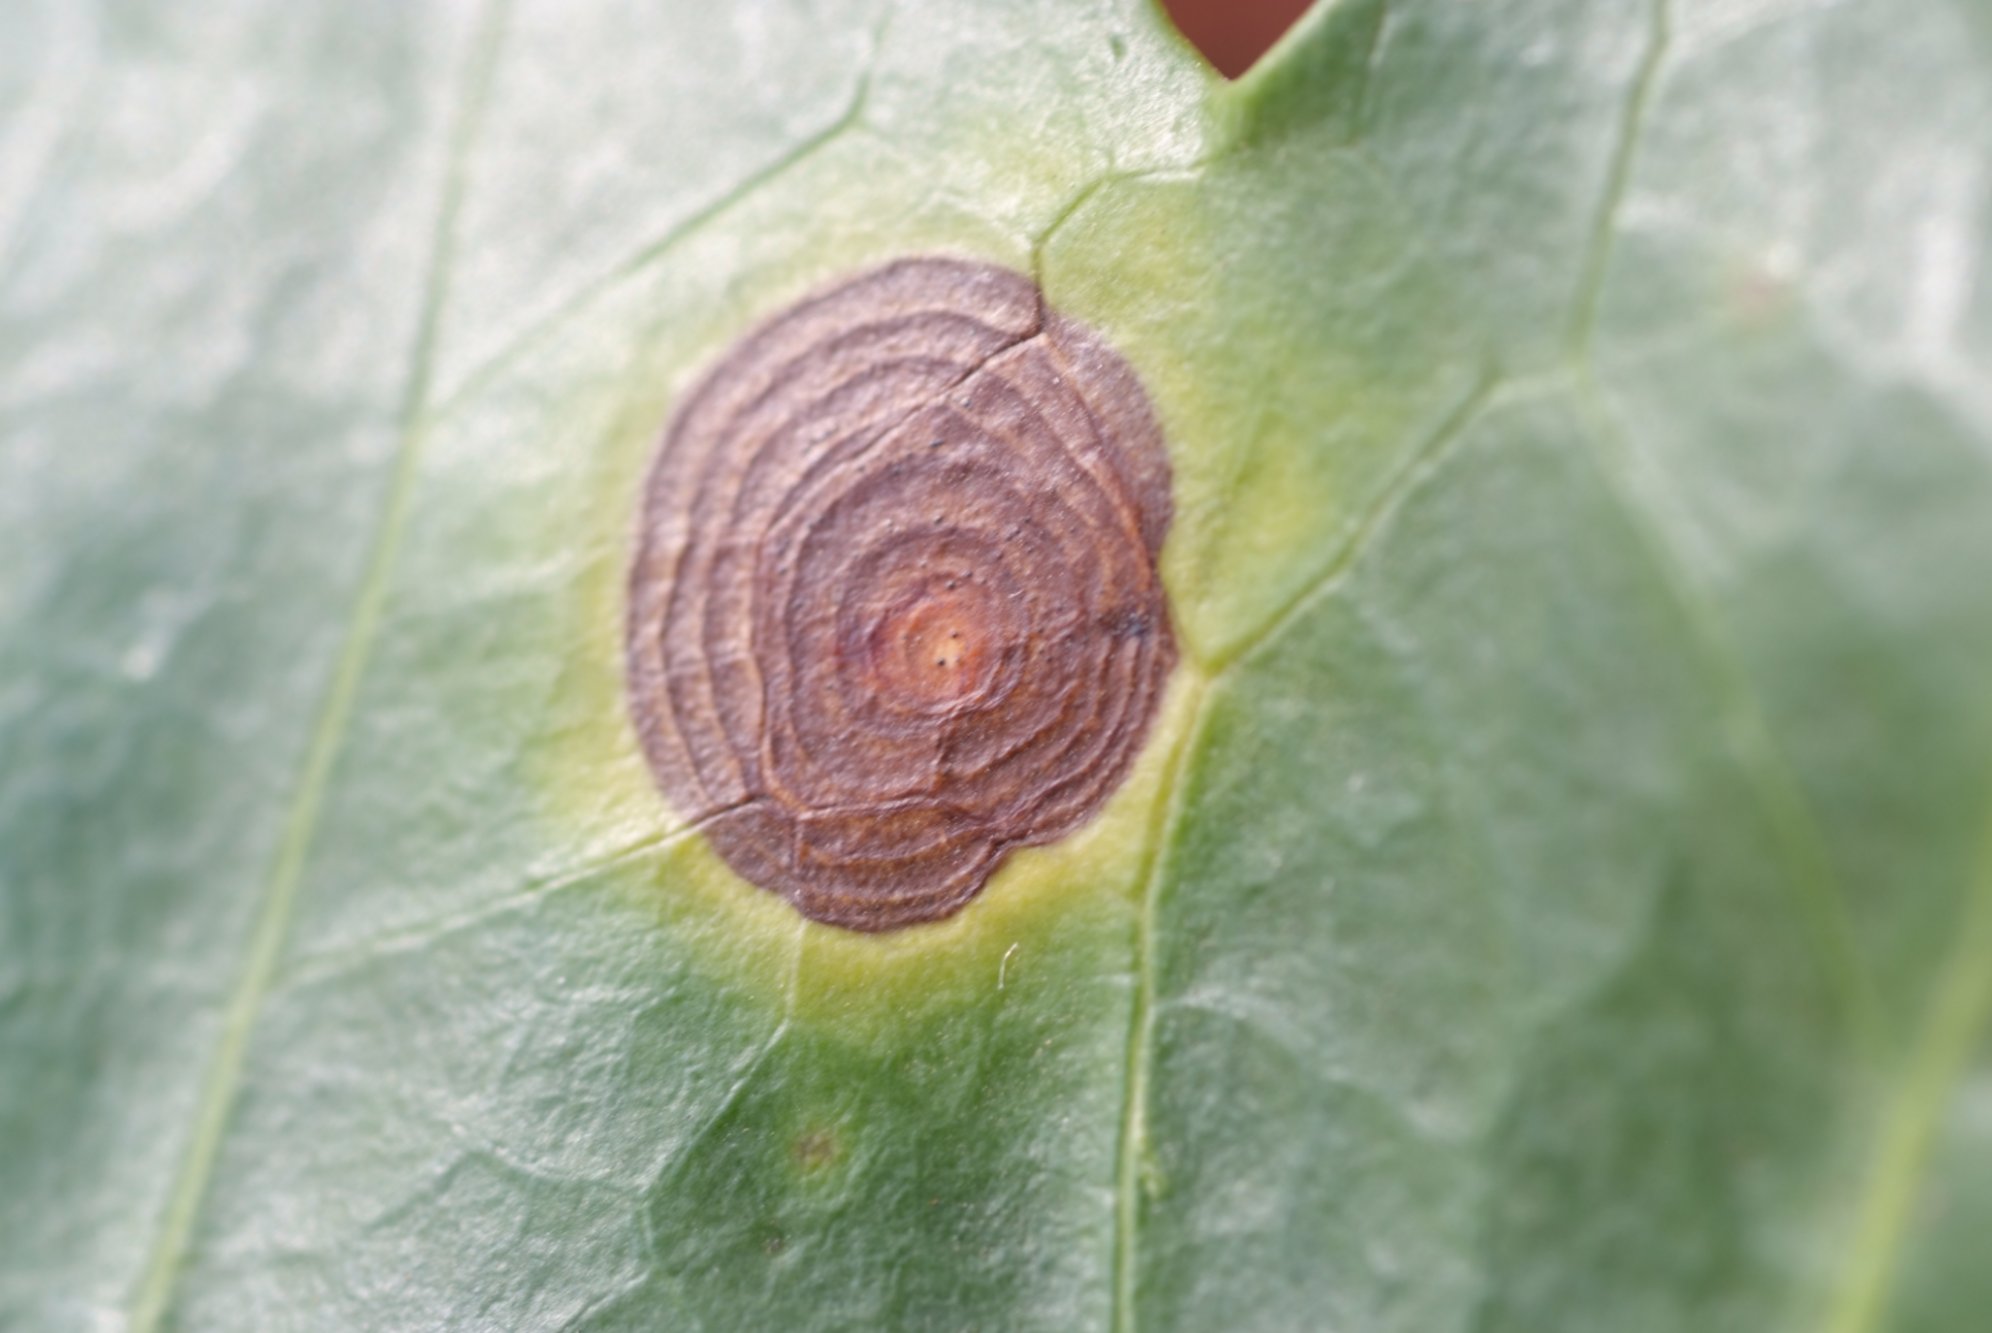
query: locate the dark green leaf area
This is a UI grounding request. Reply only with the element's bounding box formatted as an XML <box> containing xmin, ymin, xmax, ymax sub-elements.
<box><xmin>1137</xmin><ymin>399</ymin><xmax>1847</xmax><ymax>1332</ymax></box>
<box><xmin>152</xmin><ymin>864</ymin><xmax>1136</xmax><ymax>1333</ymax></box>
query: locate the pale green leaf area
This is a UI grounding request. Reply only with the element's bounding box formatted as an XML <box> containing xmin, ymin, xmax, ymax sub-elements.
<box><xmin>1</xmin><ymin>0</ymin><xmax>1988</xmax><ymax>1329</ymax></box>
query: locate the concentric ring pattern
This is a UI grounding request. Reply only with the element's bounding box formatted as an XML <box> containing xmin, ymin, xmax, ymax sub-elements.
<box><xmin>626</xmin><ymin>257</ymin><xmax>1176</xmax><ymax>932</ymax></box>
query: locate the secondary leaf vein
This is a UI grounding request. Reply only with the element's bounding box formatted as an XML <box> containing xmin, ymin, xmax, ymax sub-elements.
<box><xmin>425</xmin><ymin>4</ymin><xmax>894</xmax><ymax>424</ymax></box>
<box><xmin>1826</xmin><ymin>796</ymin><xmax>1992</xmax><ymax>1333</ymax></box>
<box><xmin>1565</xmin><ymin>0</ymin><xmax>1669</xmax><ymax>355</ymax></box>
<box><xmin>1570</xmin><ymin>374</ymin><xmax>1877</xmax><ymax>1050</ymax></box>
<box><xmin>1215</xmin><ymin>366</ymin><xmax>1499</xmax><ymax>676</ymax></box>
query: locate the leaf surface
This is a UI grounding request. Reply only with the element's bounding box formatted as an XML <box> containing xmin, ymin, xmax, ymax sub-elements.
<box><xmin>2</xmin><ymin>1</ymin><xmax>1989</xmax><ymax>1330</ymax></box>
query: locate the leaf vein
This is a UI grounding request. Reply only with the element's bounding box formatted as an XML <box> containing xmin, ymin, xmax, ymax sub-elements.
<box><xmin>1214</xmin><ymin>366</ymin><xmax>1498</xmax><ymax>677</ymax></box>
<box><xmin>1826</xmin><ymin>795</ymin><xmax>1992</xmax><ymax>1333</ymax></box>
<box><xmin>1110</xmin><ymin>676</ymin><xmax>1210</xmax><ymax>1333</ymax></box>
<box><xmin>1565</xmin><ymin>0</ymin><xmax>1670</xmax><ymax>355</ymax></box>
<box><xmin>124</xmin><ymin>4</ymin><xmax>512</xmax><ymax>1325</ymax></box>
<box><xmin>270</xmin><ymin>818</ymin><xmax>725</xmax><ymax>996</ymax></box>
<box><xmin>1569</xmin><ymin>373</ymin><xmax>1877</xmax><ymax>1051</ymax></box>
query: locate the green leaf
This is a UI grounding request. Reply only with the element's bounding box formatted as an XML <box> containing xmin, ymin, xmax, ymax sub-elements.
<box><xmin>3</xmin><ymin>1</ymin><xmax>1988</xmax><ymax>1330</ymax></box>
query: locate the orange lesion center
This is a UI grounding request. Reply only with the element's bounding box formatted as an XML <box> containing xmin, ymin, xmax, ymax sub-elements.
<box><xmin>869</xmin><ymin>581</ymin><xmax>1000</xmax><ymax>708</ymax></box>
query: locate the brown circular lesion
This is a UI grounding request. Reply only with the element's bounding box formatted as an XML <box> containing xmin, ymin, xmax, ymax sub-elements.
<box><xmin>626</xmin><ymin>257</ymin><xmax>1176</xmax><ymax>932</ymax></box>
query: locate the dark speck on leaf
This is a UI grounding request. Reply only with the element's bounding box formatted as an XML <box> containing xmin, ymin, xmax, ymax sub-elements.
<box><xmin>1105</xmin><ymin>609</ymin><xmax>1150</xmax><ymax>639</ymax></box>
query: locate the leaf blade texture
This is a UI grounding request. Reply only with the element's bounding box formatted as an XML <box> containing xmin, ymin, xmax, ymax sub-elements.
<box><xmin>2</xmin><ymin>1</ymin><xmax>1988</xmax><ymax>1330</ymax></box>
